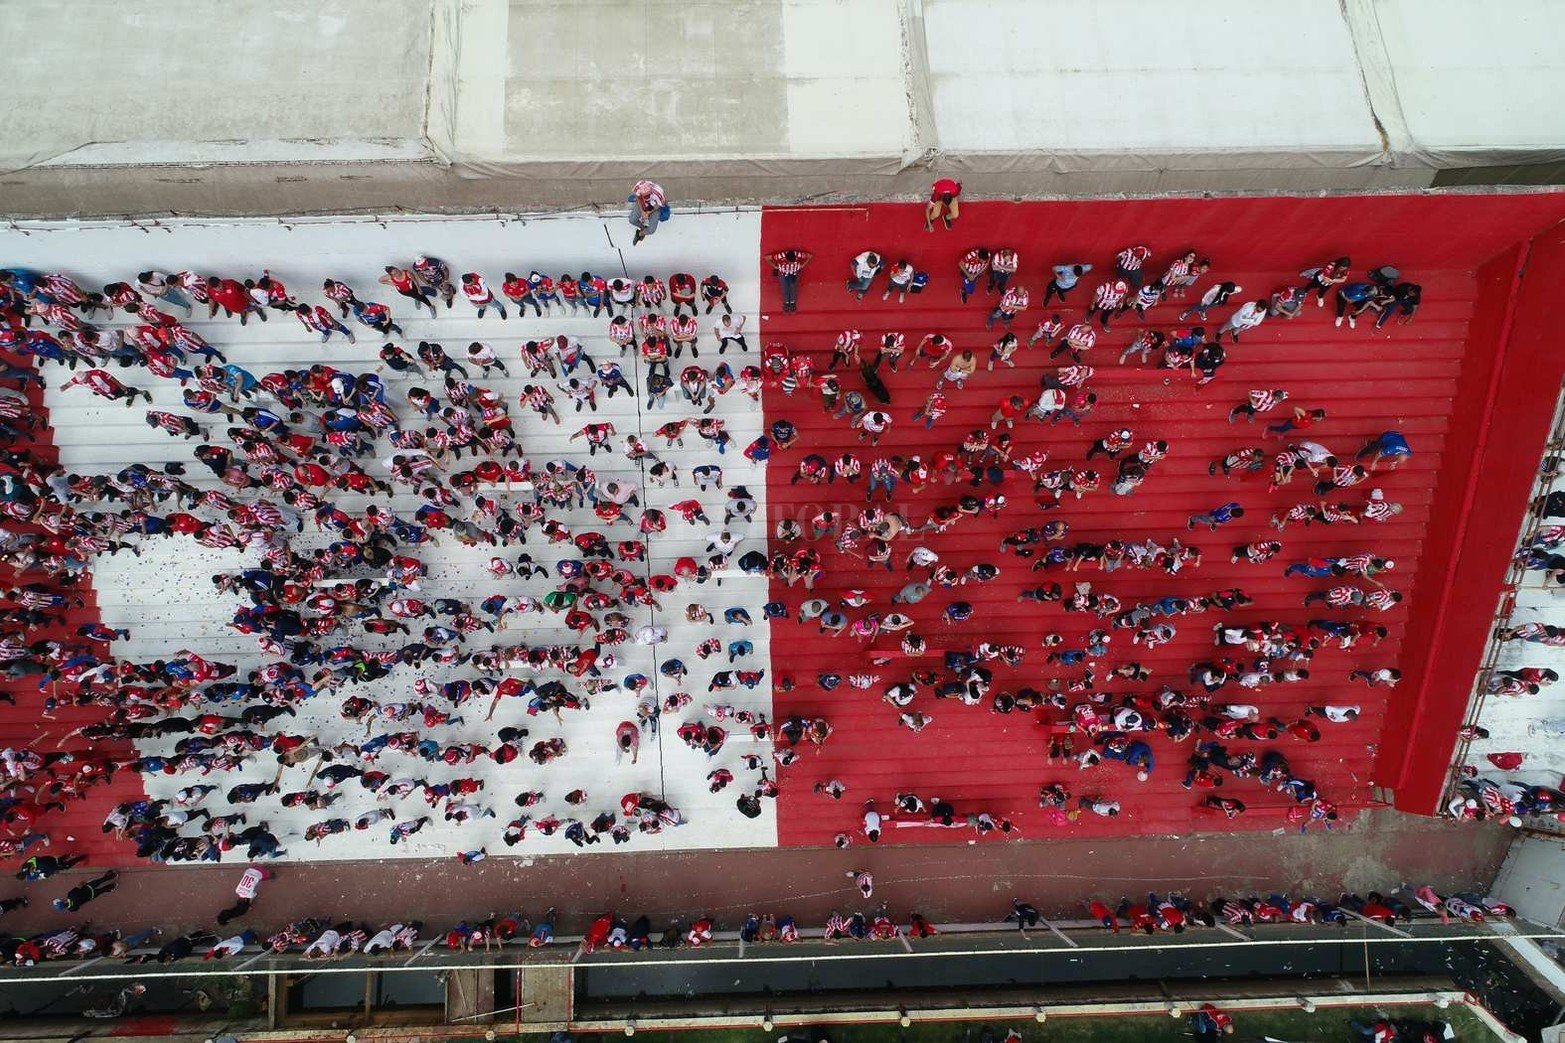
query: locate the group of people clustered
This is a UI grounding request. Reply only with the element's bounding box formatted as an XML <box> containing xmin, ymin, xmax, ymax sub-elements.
<box><xmin>1447</xmin><ymin>475</ymin><xmax>1565</xmax><ymax>826</ymax></box>
<box><xmin>0</xmin><ymin>180</ymin><xmax>1440</xmax><ymax>965</ymax></box>
<box><xmin>760</xmin><ymin>191</ymin><xmax>1417</xmax><ymax>840</ymax></box>
<box><xmin>0</xmin><ymin>222</ymin><xmax>827</xmax><ymax>962</ymax></box>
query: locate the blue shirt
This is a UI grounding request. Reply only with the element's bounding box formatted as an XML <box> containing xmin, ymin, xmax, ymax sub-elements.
<box><xmin>1053</xmin><ymin>264</ymin><xmax>1091</xmax><ymax>289</ymax></box>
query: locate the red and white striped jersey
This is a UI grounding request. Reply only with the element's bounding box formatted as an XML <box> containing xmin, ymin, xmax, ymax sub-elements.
<box><xmin>1091</xmin><ymin>280</ymin><xmax>1129</xmax><ymax>309</ymax></box>
<box><xmin>1362</xmin><ymin>498</ymin><xmax>1401</xmax><ymax>522</ymax></box>
<box><xmin>1364</xmin><ymin>589</ymin><xmax>1399</xmax><ymax>611</ymax></box>
<box><xmin>1328</xmin><ymin>465</ymin><xmax>1366</xmax><ymax>488</ymax></box>
<box><xmin>998</xmin><ymin>287</ymin><xmax>1029</xmax><ymax>313</ymax></box>
<box><xmin>632</xmin><ymin>180</ymin><xmax>665</xmax><ymax>207</ymax></box>
<box><xmin>959</xmin><ymin>249</ymin><xmax>990</xmax><ymax>279</ymax></box>
<box><xmin>1064</xmin><ymin>323</ymin><xmax>1097</xmax><ymax>351</ymax></box>
<box><xmin>1247</xmin><ymin>389</ymin><xmax>1287</xmax><ymax>412</ymax></box>
<box><xmin>1324</xmin><ymin>586</ymin><xmax>1357</xmax><ymax>606</ymax></box>
<box><xmin>39</xmin><ymin>274</ymin><xmax>84</xmax><ymax>304</ymax></box>
<box><xmin>104</xmin><ymin>283</ymin><xmax>143</xmax><ymax>307</ymax></box>
<box><xmin>990</xmin><ymin>248</ymin><xmax>1019</xmax><ymax>273</ymax></box>
<box><xmin>1320</xmin><ymin>501</ymin><xmax>1358</xmax><ymax>523</ymax></box>
<box><xmin>171</xmin><ymin>272</ymin><xmax>210</xmax><ymax>300</ymax></box>
<box><xmin>1330</xmin><ymin>552</ymin><xmax>1371</xmax><ymax>573</ymax></box>
<box><xmin>1116</xmin><ymin>245</ymin><xmax>1152</xmax><ymax>270</ymax></box>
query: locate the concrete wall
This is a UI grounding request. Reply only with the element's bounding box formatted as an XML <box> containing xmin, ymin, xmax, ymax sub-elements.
<box><xmin>2</xmin><ymin>0</ymin><xmax>1564</xmax><ymax>217</ymax></box>
<box><xmin>0</xmin><ymin>0</ymin><xmax>435</xmax><ymax>170</ymax></box>
<box><xmin>1494</xmin><ymin>833</ymin><xmax>1565</xmax><ymax>928</ymax></box>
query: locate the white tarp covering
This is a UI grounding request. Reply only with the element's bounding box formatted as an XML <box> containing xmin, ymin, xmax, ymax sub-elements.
<box><xmin>2</xmin><ymin>0</ymin><xmax>1564</xmax><ymax>217</ymax></box>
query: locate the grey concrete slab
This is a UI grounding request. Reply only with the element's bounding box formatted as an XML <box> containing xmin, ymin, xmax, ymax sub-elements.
<box><xmin>0</xmin><ymin>0</ymin><xmax>434</xmax><ymax>168</ymax></box>
<box><xmin>502</xmin><ymin>0</ymin><xmax>788</xmax><ymax>158</ymax></box>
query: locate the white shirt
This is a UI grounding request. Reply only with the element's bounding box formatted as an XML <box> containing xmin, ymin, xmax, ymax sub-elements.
<box><xmin>1321</xmin><ymin>705</ymin><xmax>1360</xmax><ymax>722</ymax></box>
<box><xmin>209</xmin><ymin>934</ymin><xmax>249</xmax><ymax>958</ymax></box>
<box><xmin>1297</xmin><ymin>441</ymin><xmax>1333</xmax><ymax>464</ymax></box>
<box><xmin>1229</xmin><ymin>301</ymin><xmax>1266</xmax><ymax>329</ymax></box>
<box><xmin>715</xmin><ymin>315</ymin><xmax>746</xmax><ymax>337</ymax></box>
<box><xmin>235</xmin><ymin>867</ymin><xmax>264</xmax><ymax>899</ymax></box>
<box><xmin>364</xmin><ymin>928</ymin><xmax>398</xmax><ymax>954</ymax></box>
<box><xmin>304</xmin><ymin>930</ymin><xmax>342</xmax><ymax>957</ymax></box>
<box><xmin>599</xmin><ymin>480</ymin><xmax>637</xmax><ymax>505</ymax></box>
<box><xmin>853</xmin><ymin>252</ymin><xmax>882</xmax><ymax>279</ymax></box>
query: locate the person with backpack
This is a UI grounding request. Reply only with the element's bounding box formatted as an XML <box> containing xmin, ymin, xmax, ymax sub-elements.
<box><xmin>628</xmin><ymin>179</ymin><xmax>667</xmax><ymax>244</ymax></box>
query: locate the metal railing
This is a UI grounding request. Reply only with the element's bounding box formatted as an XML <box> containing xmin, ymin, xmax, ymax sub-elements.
<box><xmin>1441</xmin><ymin>378</ymin><xmax>1565</xmax><ymax>823</ymax></box>
<box><xmin>0</xmin><ymin>916</ymin><xmax>1561</xmax><ymax>987</ymax></box>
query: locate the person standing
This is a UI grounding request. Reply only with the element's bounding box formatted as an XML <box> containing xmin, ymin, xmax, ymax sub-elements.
<box><xmin>988</xmin><ymin>247</ymin><xmax>1019</xmax><ymax>293</ymax></box>
<box><xmin>1300</xmin><ymin>256</ymin><xmax>1351</xmax><ymax>305</ymax></box>
<box><xmin>1114</xmin><ymin>244</ymin><xmax>1153</xmax><ymax>288</ymax></box>
<box><xmin>926</xmin><ymin>176</ymin><xmax>963</xmax><ymax>231</ymax></box>
<box><xmin>1044</xmin><ymin>262</ymin><xmax>1091</xmax><ymax>305</ymax></box>
<box><xmin>1216</xmin><ymin>299</ymin><xmax>1268</xmax><ymax>344</ymax></box>
<box><xmin>1179</xmin><ymin>280</ymin><xmax>1241</xmax><ymax>321</ymax></box>
<box><xmin>380</xmin><ymin>265</ymin><xmax>436</xmax><ymax>316</ymax></box>
<box><xmin>1090</xmin><ymin>278</ymin><xmax>1130</xmax><ymax>330</ymax></box>
<box><xmin>767</xmin><ymin>250</ymin><xmax>812</xmax><ymax>312</ymax></box>
<box><xmin>1228</xmin><ymin>388</ymin><xmax>1288</xmax><ymax>423</ymax></box>
<box><xmin>987</xmin><ymin>285</ymin><xmax>1029</xmax><ymax>331</ymax></box>
<box><xmin>1188</xmin><ymin>502</ymin><xmax>1244</xmax><ymax>530</ymax></box>
<box><xmin>460</xmin><ymin>272</ymin><xmax>506</xmax><ymax>319</ymax></box>
<box><xmin>628</xmin><ymin>179</ymin><xmax>666</xmax><ymax>244</ymax></box>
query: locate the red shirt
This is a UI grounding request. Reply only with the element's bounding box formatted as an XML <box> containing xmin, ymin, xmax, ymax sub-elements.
<box><xmin>931</xmin><ymin>177</ymin><xmax>962</xmax><ymax>200</ymax></box>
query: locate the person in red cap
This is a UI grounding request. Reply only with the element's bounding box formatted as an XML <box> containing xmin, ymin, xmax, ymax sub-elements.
<box><xmin>926</xmin><ymin>176</ymin><xmax>963</xmax><ymax>231</ymax></box>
